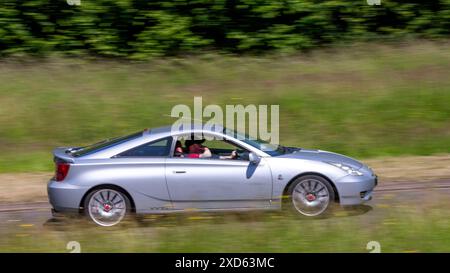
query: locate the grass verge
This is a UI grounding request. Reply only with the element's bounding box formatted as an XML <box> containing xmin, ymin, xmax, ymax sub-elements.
<box><xmin>1</xmin><ymin>196</ymin><xmax>449</xmax><ymax>252</ymax></box>
<box><xmin>0</xmin><ymin>40</ymin><xmax>449</xmax><ymax>173</ymax></box>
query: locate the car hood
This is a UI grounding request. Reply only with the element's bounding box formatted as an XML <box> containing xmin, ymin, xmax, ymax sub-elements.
<box><xmin>277</xmin><ymin>148</ymin><xmax>364</xmax><ymax>170</ymax></box>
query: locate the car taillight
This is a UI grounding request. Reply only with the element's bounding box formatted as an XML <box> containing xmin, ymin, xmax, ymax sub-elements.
<box><xmin>55</xmin><ymin>163</ymin><xmax>70</xmax><ymax>182</ymax></box>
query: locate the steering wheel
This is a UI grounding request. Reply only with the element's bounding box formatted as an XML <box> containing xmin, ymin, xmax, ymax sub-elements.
<box><xmin>233</xmin><ymin>150</ymin><xmax>248</xmax><ymax>160</ymax></box>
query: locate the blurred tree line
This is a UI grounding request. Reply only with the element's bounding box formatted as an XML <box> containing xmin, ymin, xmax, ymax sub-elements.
<box><xmin>0</xmin><ymin>0</ymin><xmax>449</xmax><ymax>59</ymax></box>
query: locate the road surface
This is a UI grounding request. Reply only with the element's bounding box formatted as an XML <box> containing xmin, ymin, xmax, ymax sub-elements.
<box><xmin>0</xmin><ymin>179</ymin><xmax>449</xmax><ymax>227</ymax></box>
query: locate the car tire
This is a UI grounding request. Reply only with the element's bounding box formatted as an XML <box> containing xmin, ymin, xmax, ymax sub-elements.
<box><xmin>84</xmin><ymin>188</ymin><xmax>133</xmax><ymax>227</ymax></box>
<box><xmin>285</xmin><ymin>175</ymin><xmax>336</xmax><ymax>218</ymax></box>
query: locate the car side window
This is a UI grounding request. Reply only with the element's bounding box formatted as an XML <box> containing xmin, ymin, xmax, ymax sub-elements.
<box><xmin>207</xmin><ymin>139</ymin><xmax>250</xmax><ymax>161</ymax></box>
<box><xmin>174</xmin><ymin>134</ymin><xmax>250</xmax><ymax>161</ymax></box>
<box><xmin>116</xmin><ymin>137</ymin><xmax>173</xmax><ymax>157</ymax></box>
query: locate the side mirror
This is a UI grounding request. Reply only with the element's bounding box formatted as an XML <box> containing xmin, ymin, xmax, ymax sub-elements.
<box><xmin>249</xmin><ymin>152</ymin><xmax>260</xmax><ymax>164</ymax></box>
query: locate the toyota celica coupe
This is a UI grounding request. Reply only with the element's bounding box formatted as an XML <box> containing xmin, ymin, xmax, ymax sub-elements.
<box><xmin>48</xmin><ymin>125</ymin><xmax>377</xmax><ymax>226</ymax></box>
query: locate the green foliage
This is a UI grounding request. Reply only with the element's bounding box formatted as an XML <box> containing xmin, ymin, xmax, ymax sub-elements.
<box><xmin>0</xmin><ymin>42</ymin><xmax>449</xmax><ymax>172</ymax></box>
<box><xmin>0</xmin><ymin>0</ymin><xmax>449</xmax><ymax>58</ymax></box>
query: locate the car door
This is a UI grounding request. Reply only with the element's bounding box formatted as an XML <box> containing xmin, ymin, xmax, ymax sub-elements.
<box><xmin>165</xmin><ymin>139</ymin><xmax>273</xmax><ymax>210</ymax></box>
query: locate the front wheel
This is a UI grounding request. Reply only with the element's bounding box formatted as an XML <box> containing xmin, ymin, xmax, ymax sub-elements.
<box><xmin>285</xmin><ymin>175</ymin><xmax>336</xmax><ymax>217</ymax></box>
<box><xmin>84</xmin><ymin>188</ymin><xmax>131</xmax><ymax>227</ymax></box>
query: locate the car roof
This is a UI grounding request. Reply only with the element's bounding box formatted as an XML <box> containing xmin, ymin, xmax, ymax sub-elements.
<box><xmin>147</xmin><ymin>123</ymin><xmax>225</xmax><ymax>137</ymax></box>
<box><xmin>75</xmin><ymin>123</ymin><xmax>269</xmax><ymax>159</ymax></box>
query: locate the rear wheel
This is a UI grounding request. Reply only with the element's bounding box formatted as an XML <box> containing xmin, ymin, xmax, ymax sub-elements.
<box><xmin>84</xmin><ymin>188</ymin><xmax>131</xmax><ymax>227</ymax></box>
<box><xmin>285</xmin><ymin>175</ymin><xmax>335</xmax><ymax>218</ymax></box>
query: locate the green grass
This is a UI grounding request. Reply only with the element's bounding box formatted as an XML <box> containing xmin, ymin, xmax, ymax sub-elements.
<box><xmin>2</xmin><ymin>203</ymin><xmax>450</xmax><ymax>252</ymax></box>
<box><xmin>0</xmin><ymin>40</ymin><xmax>449</xmax><ymax>173</ymax></box>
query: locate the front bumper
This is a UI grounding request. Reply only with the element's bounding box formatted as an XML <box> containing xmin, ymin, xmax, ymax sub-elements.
<box><xmin>335</xmin><ymin>174</ymin><xmax>378</xmax><ymax>206</ymax></box>
<box><xmin>47</xmin><ymin>180</ymin><xmax>89</xmax><ymax>213</ymax></box>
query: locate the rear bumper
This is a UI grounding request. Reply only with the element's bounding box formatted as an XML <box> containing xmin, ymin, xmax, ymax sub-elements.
<box><xmin>335</xmin><ymin>174</ymin><xmax>378</xmax><ymax>206</ymax></box>
<box><xmin>47</xmin><ymin>180</ymin><xmax>89</xmax><ymax>212</ymax></box>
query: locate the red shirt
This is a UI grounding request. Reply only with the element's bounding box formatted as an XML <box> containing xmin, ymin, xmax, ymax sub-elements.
<box><xmin>188</xmin><ymin>143</ymin><xmax>204</xmax><ymax>158</ymax></box>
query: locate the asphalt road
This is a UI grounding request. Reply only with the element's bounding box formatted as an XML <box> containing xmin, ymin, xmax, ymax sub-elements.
<box><xmin>0</xmin><ymin>179</ymin><xmax>449</xmax><ymax>229</ymax></box>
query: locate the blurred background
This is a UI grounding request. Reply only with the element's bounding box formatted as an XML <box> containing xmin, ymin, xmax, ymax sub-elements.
<box><xmin>0</xmin><ymin>0</ymin><xmax>449</xmax><ymax>252</ymax></box>
<box><xmin>0</xmin><ymin>0</ymin><xmax>449</xmax><ymax>172</ymax></box>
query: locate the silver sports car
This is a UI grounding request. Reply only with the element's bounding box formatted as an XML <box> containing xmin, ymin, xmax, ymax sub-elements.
<box><xmin>48</xmin><ymin>125</ymin><xmax>377</xmax><ymax>226</ymax></box>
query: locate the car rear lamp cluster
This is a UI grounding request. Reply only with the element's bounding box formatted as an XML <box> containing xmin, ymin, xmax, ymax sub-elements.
<box><xmin>55</xmin><ymin>162</ymin><xmax>70</xmax><ymax>181</ymax></box>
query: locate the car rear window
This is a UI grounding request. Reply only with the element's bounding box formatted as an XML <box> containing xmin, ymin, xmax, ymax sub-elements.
<box><xmin>116</xmin><ymin>137</ymin><xmax>173</xmax><ymax>157</ymax></box>
<box><xmin>72</xmin><ymin>131</ymin><xmax>143</xmax><ymax>157</ymax></box>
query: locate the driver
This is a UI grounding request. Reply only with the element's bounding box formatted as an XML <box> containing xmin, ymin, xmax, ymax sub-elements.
<box><xmin>219</xmin><ymin>150</ymin><xmax>238</xmax><ymax>160</ymax></box>
<box><xmin>185</xmin><ymin>136</ymin><xmax>239</xmax><ymax>160</ymax></box>
<box><xmin>185</xmin><ymin>139</ymin><xmax>212</xmax><ymax>158</ymax></box>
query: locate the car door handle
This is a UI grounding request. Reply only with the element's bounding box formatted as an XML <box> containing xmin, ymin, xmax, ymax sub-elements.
<box><xmin>173</xmin><ymin>170</ymin><xmax>186</xmax><ymax>174</ymax></box>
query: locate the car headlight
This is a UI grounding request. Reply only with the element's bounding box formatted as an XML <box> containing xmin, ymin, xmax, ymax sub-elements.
<box><xmin>326</xmin><ymin>162</ymin><xmax>363</xmax><ymax>176</ymax></box>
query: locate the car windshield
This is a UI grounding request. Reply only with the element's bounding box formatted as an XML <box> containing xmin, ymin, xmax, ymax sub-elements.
<box><xmin>223</xmin><ymin>128</ymin><xmax>287</xmax><ymax>156</ymax></box>
<box><xmin>71</xmin><ymin>131</ymin><xmax>143</xmax><ymax>157</ymax></box>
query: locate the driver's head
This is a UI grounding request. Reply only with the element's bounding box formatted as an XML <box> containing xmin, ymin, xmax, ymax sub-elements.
<box><xmin>185</xmin><ymin>139</ymin><xmax>193</xmax><ymax>149</ymax></box>
<box><xmin>193</xmin><ymin>139</ymin><xmax>205</xmax><ymax>145</ymax></box>
<box><xmin>188</xmin><ymin>143</ymin><xmax>204</xmax><ymax>154</ymax></box>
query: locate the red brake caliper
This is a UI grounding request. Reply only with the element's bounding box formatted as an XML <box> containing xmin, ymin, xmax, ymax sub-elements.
<box><xmin>306</xmin><ymin>193</ymin><xmax>316</xmax><ymax>202</ymax></box>
<box><xmin>103</xmin><ymin>204</ymin><xmax>112</xmax><ymax>212</ymax></box>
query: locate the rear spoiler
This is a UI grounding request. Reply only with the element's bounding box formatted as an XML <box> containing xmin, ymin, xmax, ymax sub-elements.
<box><xmin>53</xmin><ymin>147</ymin><xmax>75</xmax><ymax>163</ymax></box>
